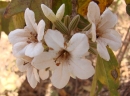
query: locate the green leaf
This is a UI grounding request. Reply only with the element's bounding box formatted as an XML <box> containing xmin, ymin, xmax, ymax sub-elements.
<box><xmin>0</xmin><ymin>6</ymin><xmax>14</xmax><ymax>36</ymax></box>
<box><xmin>68</xmin><ymin>15</ymin><xmax>80</xmax><ymax>31</ymax></box>
<box><xmin>126</xmin><ymin>4</ymin><xmax>130</xmax><ymax>16</ymax></box>
<box><xmin>30</xmin><ymin>0</ymin><xmax>50</xmax><ymax>28</ymax></box>
<box><xmin>77</xmin><ymin>0</ymin><xmax>114</xmax><ymax>16</ymax></box>
<box><xmin>1</xmin><ymin>14</ymin><xmax>15</xmax><ymax>35</ymax></box>
<box><xmin>52</xmin><ymin>0</ymin><xmax>72</xmax><ymax>16</ymax></box>
<box><xmin>77</xmin><ymin>15</ymin><xmax>89</xmax><ymax>30</ymax></box>
<box><xmin>96</xmin><ymin>48</ymin><xmax>120</xmax><ymax>96</ymax></box>
<box><xmin>51</xmin><ymin>90</ymin><xmax>59</xmax><ymax>96</ymax></box>
<box><xmin>12</xmin><ymin>12</ymin><xmax>25</xmax><ymax>28</ymax></box>
<box><xmin>4</xmin><ymin>0</ymin><xmax>50</xmax><ymax>29</ymax></box>
<box><xmin>90</xmin><ymin>73</ymin><xmax>97</xmax><ymax>96</ymax></box>
<box><xmin>96</xmin><ymin>80</ymin><xmax>103</xmax><ymax>95</ymax></box>
<box><xmin>4</xmin><ymin>0</ymin><xmax>31</xmax><ymax>18</ymax></box>
<box><xmin>0</xmin><ymin>1</ymin><xmax>9</xmax><ymax>8</ymax></box>
<box><xmin>125</xmin><ymin>0</ymin><xmax>130</xmax><ymax>4</ymax></box>
<box><xmin>0</xmin><ymin>1</ymin><xmax>12</xmax><ymax>36</ymax></box>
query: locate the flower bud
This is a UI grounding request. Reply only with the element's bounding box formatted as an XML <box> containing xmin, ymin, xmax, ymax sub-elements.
<box><xmin>41</xmin><ymin>4</ymin><xmax>57</xmax><ymax>22</ymax></box>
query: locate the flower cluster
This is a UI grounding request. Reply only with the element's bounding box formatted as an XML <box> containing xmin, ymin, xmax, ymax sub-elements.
<box><xmin>8</xmin><ymin>1</ymin><xmax>122</xmax><ymax>89</ymax></box>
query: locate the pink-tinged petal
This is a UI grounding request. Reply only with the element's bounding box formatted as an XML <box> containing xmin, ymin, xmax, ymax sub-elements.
<box><xmin>44</xmin><ymin>29</ymin><xmax>64</xmax><ymax>51</ymax></box>
<box><xmin>56</xmin><ymin>4</ymin><xmax>65</xmax><ymax>20</ymax></box>
<box><xmin>27</xmin><ymin>65</ymin><xmax>37</xmax><ymax>88</ymax></box>
<box><xmin>50</xmin><ymin>63</ymin><xmax>70</xmax><ymax>89</ymax></box>
<box><xmin>22</xmin><ymin>55</ymin><xmax>33</xmax><ymax>62</ymax></box>
<box><xmin>87</xmin><ymin>1</ymin><xmax>100</xmax><ymax>24</ymax></box>
<box><xmin>32</xmin><ymin>51</ymin><xmax>56</xmax><ymax>70</ymax></box>
<box><xmin>8</xmin><ymin>29</ymin><xmax>29</xmax><ymax>45</ymax></box>
<box><xmin>16</xmin><ymin>58</ymin><xmax>29</xmax><ymax>72</ymax></box>
<box><xmin>97</xmin><ymin>39</ymin><xmax>110</xmax><ymax>61</ymax></box>
<box><xmin>24</xmin><ymin>8</ymin><xmax>37</xmax><ymax>33</ymax></box>
<box><xmin>33</xmin><ymin>68</ymin><xmax>40</xmax><ymax>82</ymax></box>
<box><xmin>25</xmin><ymin>42</ymin><xmax>44</xmax><ymax>57</ymax></box>
<box><xmin>70</xmin><ymin>58</ymin><xmax>95</xmax><ymax>79</ymax></box>
<box><xmin>98</xmin><ymin>9</ymin><xmax>117</xmax><ymax>31</ymax></box>
<box><xmin>37</xmin><ymin>20</ymin><xmax>45</xmax><ymax>41</ymax></box>
<box><xmin>102</xmin><ymin>30</ymin><xmax>122</xmax><ymax>51</ymax></box>
<box><xmin>41</xmin><ymin>4</ymin><xmax>56</xmax><ymax>22</ymax></box>
<box><xmin>67</xmin><ymin>33</ymin><xmax>89</xmax><ymax>57</ymax></box>
<box><xmin>13</xmin><ymin>42</ymin><xmax>28</xmax><ymax>57</ymax></box>
<box><xmin>102</xmin><ymin>29</ymin><xmax>121</xmax><ymax>41</ymax></box>
<box><xmin>67</xmin><ymin>65</ymin><xmax>76</xmax><ymax>79</ymax></box>
<box><xmin>39</xmin><ymin>69</ymin><xmax>49</xmax><ymax>80</ymax></box>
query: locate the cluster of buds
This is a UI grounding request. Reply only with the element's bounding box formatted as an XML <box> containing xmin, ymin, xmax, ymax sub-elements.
<box><xmin>8</xmin><ymin>1</ymin><xmax>122</xmax><ymax>89</ymax></box>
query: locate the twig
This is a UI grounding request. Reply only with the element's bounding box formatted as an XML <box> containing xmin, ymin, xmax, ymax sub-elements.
<box><xmin>116</xmin><ymin>26</ymin><xmax>130</xmax><ymax>63</ymax></box>
<box><xmin>71</xmin><ymin>0</ymin><xmax>77</xmax><ymax>18</ymax></box>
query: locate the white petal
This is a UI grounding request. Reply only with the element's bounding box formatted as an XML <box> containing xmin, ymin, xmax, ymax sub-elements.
<box><xmin>24</xmin><ymin>8</ymin><xmax>37</xmax><ymax>33</ymax></box>
<box><xmin>16</xmin><ymin>58</ymin><xmax>29</xmax><ymax>72</ymax></box>
<box><xmin>27</xmin><ymin>65</ymin><xmax>37</xmax><ymax>88</ymax></box>
<box><xmin>37</xmin><ymin>20</ymin><xmax>45</xmax><ymax>41</ymax></box>
<box><xmin>39</xmin><ymin>69</ymin><xmax>49</xmax><ymax>80</ymax></box>
<box><xmin>41</xmin><ymin>4</ymin><xmax>56</xmax><ymax>22</ymax></box>
<box><xmin>70</xmin><ymin>58</ymin><xmax>95</xmax><ymax>79</ymax></box>
<box><xmin>102</xmin><ymin>29</ymin><xmax>122</xmax><ymax>51</ymax></box>
<box><xmin>50</xmin><ymin>64</ymin><xmax>70</xmax><ymax>89</ymax></box>
<box><xmin>32</xmin><ymin>51</ymin><xmax>56</xmax><ymax>70</ymax></box>
<box><xmin>25</xmin><ymin>42</ymin><xmax>44</xmax><ymax>57</ymax></box>
<box><xmin>44</xmin><ymin>29</ymin><xmax>64</xmax><ymax>51</ymax></box>
<box><xmin>87</xmin><ymin>1</ymin><xmax>100</xmax><ymax>24</ymax></box>
<box><xmin>91</xmin><ymin>23</ymin><xmax>97</xmax><ymax>42</ymax></box>
<box><xmin>98</xmin><ymin>9</ymin><xmax>117</xmax><ymax>31</ymax></box>
<box><xmin>56</xmin><ymin>4</ymin><xmax>65</xmax><ymax>20</ymax></box>
<box><xmin>67</xmin><ymin>33</ymin><xmax>89</xmax><ymax>57</ymax></box>
<box><xmin>13</xmin><ymin>42</ymin><xmax>27</xmax><ymax>57</ymax></box>
<box><xmin>8</xmin><ymin>29</ymin><xmax>29</xmax><ymax>45</ymax></box>
<box><xmin>33</xmin><ymin>68</ymin><xmax>40</xmax><ymax>82</ymax></box>
<box><xmin>97</xmin><ymin>39</ymin><xmax>110</xmax><ymax>61</ymax></box>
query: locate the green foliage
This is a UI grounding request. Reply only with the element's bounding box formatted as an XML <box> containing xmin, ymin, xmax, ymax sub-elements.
<box><xmin>90</xmin><ymin>47</ymin><xmax>120</xmax><ymax>96</ymax></box>
<box><xmin>78</xmin><ymin>15</ymin><xmax>89</xmax><ymax>30</ymax></box>
<box><xmin>52</xmin><ymin>0</ymin><xmax>72</xmax><ymax>16</ymax></box>
<box><xmin>96</xmin><ymin>80</ymin><xmax>103</xmax><ymax>95</ymax></box>
<box><xmin>12</xmin><ymin>12</ymin><xmax>25</xmax><ymax>28</ymax></box>
<box><xmin>30</xmin><ymin>0</ymin><xmax>51</xmax><ymax>28</ymax></box>
<box><xmin>125</xmin><ymin>0</ymin><xmax>130</xmax><ymax>4</ymax></box>
<box><xmin>90</xmin><ymin>73</ymin><xmax>97</xmax><ymax>96</ymax></box>
<box><xmin>124</xmin><ymin>0</ymin><xmax>130</xmax><ymax>16</ymax></box>
<box><xmin>96</xmin><ymin>48</ymin><xmax>120</xmax><ymax>96</ymax></box>
<box><xmin>0</xmin><ymin>1</ymin><xmax>14</xmax><ymax>36</ymax></box>
<box><xmin>126</xmin><ymin>4</ymin><xmax>130</xmax><ymax>16</ymax></box>
<box><xmin>4</xmin><ymin>0</ymin><xmax>50</xmax><ymax>29</ymax></box>
<box><xmin>77</xmin><ymin>0</ymin><xmax>114</xmax><ymax>16</ymax></box>
<box><xmin>4</xmin><ymin>0</ymin><xmax>31</xmax><ymax>18</ymax></box>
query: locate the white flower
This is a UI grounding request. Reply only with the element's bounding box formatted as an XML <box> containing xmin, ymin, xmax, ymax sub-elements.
<box><xmin>87</xmin><ymin>1</ymin><xmax>122</xmax><ymax>61</ymax></box>
<box><xmin>16</xmin><ymin>57</ymin><xmax>39</xmax><ymax>88</ymax></box>
<box><xmin>32</xmin><ymin>29</ymin><xmax>95</xmax><ymax>89</ymax></box>
<box><xmin>41</xmin><ymin>4</ymin><xmax>65</xmax><ymax>22</ymax></box>
<box><xmin>16</xmin><ymin>56</ymin><xmax>49</xmax><ymax>88</ymax></box>
<box><xmin>8</xmin><ymin>8</ymin><xmax>45</xmax><ymax>57</ymax></box>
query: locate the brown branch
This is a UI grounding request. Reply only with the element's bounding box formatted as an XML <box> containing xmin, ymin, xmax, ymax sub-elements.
<box><xmin>71</xmin><ymin>0</ymin><xmax>77</xmax><ymax>18</ymax></box>
<box><xmin>116</xmin><ymin>27</ymin><xmax>130</xmax><ymax>63</ymax></box>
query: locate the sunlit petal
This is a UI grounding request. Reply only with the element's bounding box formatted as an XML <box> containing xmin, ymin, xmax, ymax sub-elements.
<box><xmin>44</xmin><ymin>29</ymin><xmax>64</xmax><ymax>51</ymax></box>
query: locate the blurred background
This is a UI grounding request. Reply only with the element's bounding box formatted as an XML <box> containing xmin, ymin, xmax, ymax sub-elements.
<box><xmin>0</xmin><ymin>0</ymin><xmax>130</xmax><ymax>96</ymax></box>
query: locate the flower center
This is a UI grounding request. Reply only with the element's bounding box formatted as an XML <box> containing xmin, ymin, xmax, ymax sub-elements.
<box><xmin>96</xmin><ymin>30</ymin><xmax>102</xmax><ymax>39</ymax></box>
<box><xmin>54</xmin><ymin>50</ymin><xmax>70</xmax><ymax>66</ymax></box>
<box><xmin>27</xmin><ymin>32</ymin><xmax>38</xmax><ymax>43</ymax></box>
